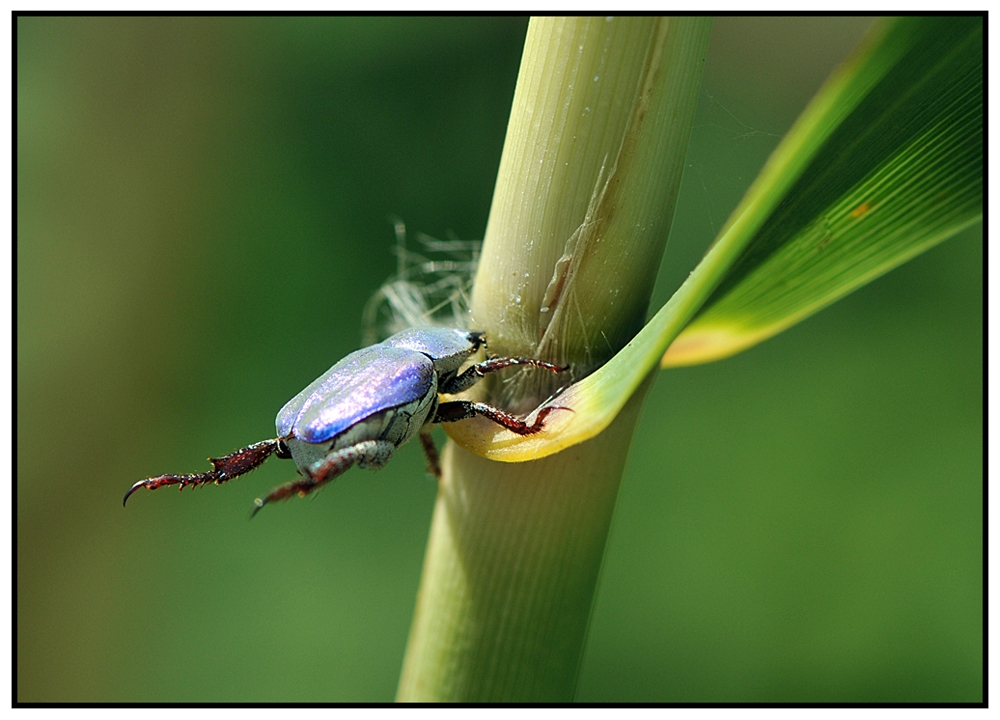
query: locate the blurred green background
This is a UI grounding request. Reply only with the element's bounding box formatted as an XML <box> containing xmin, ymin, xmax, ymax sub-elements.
<box><xmin>17</xmin><ymin>17</ymin><xmax>981</xmax><ymax>702</ymax></box>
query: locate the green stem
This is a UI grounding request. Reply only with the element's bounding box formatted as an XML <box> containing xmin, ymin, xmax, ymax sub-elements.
<box><xmin>397</xmin><ymin>16</ymin><xmax>710</xmax><ymax>701</ymax></box>
<box><xmin>397</xmin><ymin>380</ymin><xmax>652</xmax><ymax>701</ymax></box>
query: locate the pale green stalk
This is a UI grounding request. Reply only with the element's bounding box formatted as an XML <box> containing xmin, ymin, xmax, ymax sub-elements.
<box><xmin>398</xmin><ymin>17</ymin><xmax>710</xmax><ymax>702</ymax></box>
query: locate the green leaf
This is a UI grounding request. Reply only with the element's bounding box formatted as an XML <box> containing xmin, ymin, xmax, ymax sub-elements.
<box><xmin>663</xmin><ymin>15</ymin><xmax>982</xmax><ymax>366</ymax></box>
<box><xmin>447</xmin><ymin>15</ymin><xmax>982</xmax><ymax>462</ymax></box>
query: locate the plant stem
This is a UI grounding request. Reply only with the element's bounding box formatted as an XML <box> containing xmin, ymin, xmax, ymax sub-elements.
<box><xmin>398</xmin><ymin>16</ymin><xmax>710</xmax><ymax>701</ymax></box>
<box><xmin>397</xmin><ymin>379</ymin><xmax>652</xmax><ymax>701</ymax></box>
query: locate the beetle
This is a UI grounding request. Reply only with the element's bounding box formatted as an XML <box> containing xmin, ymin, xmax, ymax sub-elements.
<box><xmin>123</xmin><ymin>327</ymin><xmax>567</xmax><ymax>514</ymax></box>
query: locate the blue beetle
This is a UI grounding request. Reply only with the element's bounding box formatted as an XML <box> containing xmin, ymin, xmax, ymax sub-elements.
<box><xmin>124</xmin><ymin>327</ymin><xmax>566</xmax><ymax>514</ymax></box>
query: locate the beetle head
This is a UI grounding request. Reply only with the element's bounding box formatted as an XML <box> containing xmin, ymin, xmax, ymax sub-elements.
<box><xmin>467</xmin><ymin>330</ymin><xmax>486</xmax><ymax>352</ymax></box>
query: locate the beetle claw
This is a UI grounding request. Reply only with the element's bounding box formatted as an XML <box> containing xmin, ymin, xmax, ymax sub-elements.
<box><xmin>122</xmin><ymin>480</ymin><xmax>146</xmax><ymax>506</ymax></box>
<box><xmin>250</xmin><ymin>479</ymin><xmax>311</xmax><ymax>517</ymax></box>
<box><xmin>122</xmin><ymin>473</ymin><xmax>197</xmax><ymax>506</ymax></box>
<box><xmin>528</xmin><ymin>405</ymin><xmax>572</xmax><ymax>433</ymax></box>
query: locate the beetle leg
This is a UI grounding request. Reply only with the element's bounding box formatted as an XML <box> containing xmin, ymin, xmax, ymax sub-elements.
<box><xmin>124</xmin><ymin>439</ymin><xmax>283</xmax><ymax>506</ymax></box>
<box><xmin>439</xmin><ymin>356</ymin><xmax>567</xmax><ymax>395</ymax></box>
<box><xmin>418</xmin><ymin>428</ymin><xmax>441</xmax><ymax>479</ymax></box>
<box><xmin>251</xmin><ymin>439</ymin><xmax>396</xmax><ymax>515</ymax></box>
<box><xmin>433</xmin><ymin>401</ymin><xmax>568</xmax><ymax>435</ymax></box>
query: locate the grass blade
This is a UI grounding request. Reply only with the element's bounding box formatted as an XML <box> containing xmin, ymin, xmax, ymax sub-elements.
<box><xmin>663</xmin><ymin>15</ymin><xmax>982</xmax><ymax>366</ymax></box>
